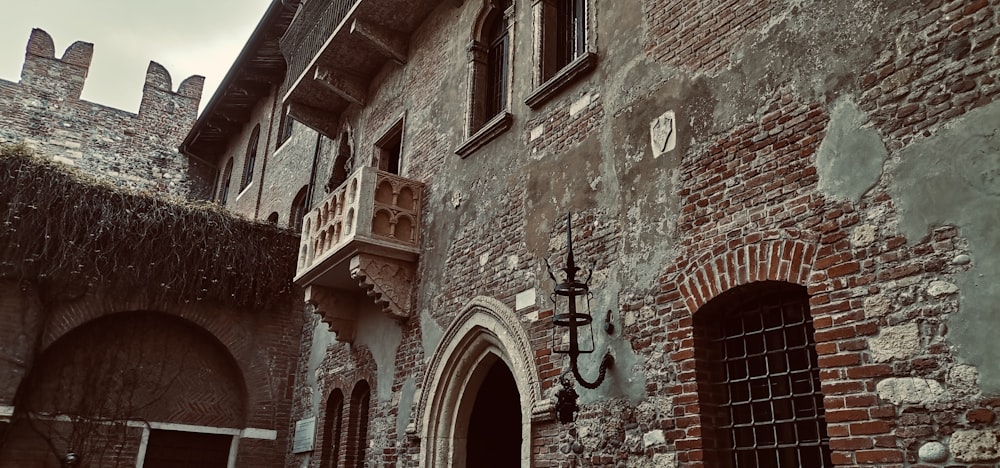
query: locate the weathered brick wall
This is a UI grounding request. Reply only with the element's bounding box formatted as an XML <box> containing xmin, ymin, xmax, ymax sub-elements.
<box><xmin>0</xmin><ymin>28</ymin><xmax>203</xmax><ymax>198</ymax></box>
<box><xmin>272</xmin><ymin>0</ymin><xmax>999</xmax><ymax>467</ymax></box>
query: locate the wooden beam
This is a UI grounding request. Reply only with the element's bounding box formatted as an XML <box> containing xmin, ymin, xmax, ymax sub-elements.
<box><xmin>350</xmin><ymin>19</ymin><xmax>408</xmax><ymax>65</ymax></box>
<box><xmin>314</xmin><ymin>66</ymin><xmax>367</xmax><ymax>106</ymax></box>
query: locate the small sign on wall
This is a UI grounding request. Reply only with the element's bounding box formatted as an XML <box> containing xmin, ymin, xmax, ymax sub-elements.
<box><xmin>292</xmin><ymin>416</ymin><xmax>316</xmax><ymax>453</ymax></box>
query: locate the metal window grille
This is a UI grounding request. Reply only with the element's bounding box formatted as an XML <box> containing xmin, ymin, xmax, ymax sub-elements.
<box><xmin>695</xmin><ymin>283</ymin><xmax>833</xmax><ymax>468</ymax></box>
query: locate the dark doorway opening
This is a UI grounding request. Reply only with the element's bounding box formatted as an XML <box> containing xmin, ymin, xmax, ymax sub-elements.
<box><xmin>375</xmin><ymin>121</ymin><xmax>402</xmax><ymax>175</ymax></box>
<box><xmin>466</xmin><ymin>361</ymin><xmax>521</xmax><ymax>468</ymax></box>
<box><xmin>143</xmin><ymin>429</ymin><xmax>231</xmax><ymax>468</ymax></box>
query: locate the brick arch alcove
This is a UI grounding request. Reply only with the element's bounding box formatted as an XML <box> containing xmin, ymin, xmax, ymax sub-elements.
<box><xmin>416</xmin><ymin>296</ymin><xmax>552</xmax><ymax>468</ymax></box>
<box><xmin>21</xmin><ymin>310</ymin><xmax>248</xmax><ymax>426</ymax></box>
<box><xmin>37</xmin><ymin>293</ymin><xmax>276</xmax><ymax>429</ymax></box>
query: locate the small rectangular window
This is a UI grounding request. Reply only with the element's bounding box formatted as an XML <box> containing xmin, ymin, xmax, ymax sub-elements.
<box><xmin>374</xmin><ymin>119</ymin><xmax>403</xmax><ymax>175</ymax></box>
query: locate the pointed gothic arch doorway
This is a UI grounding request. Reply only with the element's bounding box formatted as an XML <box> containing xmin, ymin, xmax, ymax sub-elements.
<box><xmin>459</xmin><ymin>356</ymin><xmax>521</xmax><ymax>468</ymax></box>
<box><xmin>417</xmin><ymin>297</ymin><xmax>550</xmax><ymax>468</ymax></box>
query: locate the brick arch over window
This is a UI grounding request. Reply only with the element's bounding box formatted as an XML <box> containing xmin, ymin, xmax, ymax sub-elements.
<box><xmin>416</xmin><ymin>296</ymin><xmax>551</xmax><ymax>467</ymax></box>
<box><xmin>38</xmin><ymin>294</ymin><xmax>276</xmax><ymax>429</ymax></box>
<box><xmin>675</xmin><ymin>233</ymin><xmax>821</xmax><ymax>314</ymax></box>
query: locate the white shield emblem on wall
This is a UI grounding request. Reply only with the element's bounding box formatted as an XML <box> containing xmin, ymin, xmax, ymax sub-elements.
<box><xmin>650</xmin><ymin>110</ymin><xmax>677</xmax><ymax>159</ymax></box>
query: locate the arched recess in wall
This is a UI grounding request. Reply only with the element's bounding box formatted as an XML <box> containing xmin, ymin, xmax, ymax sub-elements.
<box><xmin>5</xmin><ymin>311</ymin><xmax>247</xmax><ymax>464</ymax></box>
<box><xmin>36</xmin><ymin>295</ymin><xmax>276</xmax><ymax>431</ymax></box>
<box><xmin>416</xmin><ymin>296</ymin><xmax>550</xmax><ymax>468</ymax></box>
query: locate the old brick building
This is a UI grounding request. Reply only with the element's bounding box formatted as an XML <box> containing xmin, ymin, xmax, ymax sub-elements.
<box><xmin>0</xmin><ymin>21</ymin><xmax>300</xmax><ymax>468</ymax></box>
<box><xmin>4</xmin><ymin>0</ymin><xmax>1000</xmax><ymax>466</ymax></box>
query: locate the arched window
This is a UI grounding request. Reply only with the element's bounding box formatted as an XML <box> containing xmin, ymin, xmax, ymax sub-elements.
<box><xmin>241</xmin><ymin>124</ymin><xmax>261</xmax><ymax>191</ymax></box>
<box><xmin>266</xmin><ymin>212</ymin><xmax>279</xmax><ymax>225</ymax></box>
<box><xmin>457</xmin><ymin>0</ymin><xmax>515</xmax><ymax>157</ymax></box>
<box><xmin>218</xmin><ymin>158</ymin><xmax>234</xmax><ymax>205</ymax></box>
<box><xmin>694</xmin><ymin>282</ymin><xmax>832</xmax><ymax>467</ymax></box>
<box><xmin>482</xmin><ymin>0</ymin><xmax>512</xmax><ymax>123</ymax></box>
<box><xmin>321</xmin><ymin>389</ymin><xmax>344</xmax><ymax>468</ymax></box>
<box><xmin>345</xmin><ymin>381</ymin><xmax>371</xmax><ymax>468</ymax></box>
<box><xmin>290</xmin><ymin>185</ymin><xmax>309</xmax><ymax>233</ymax></box>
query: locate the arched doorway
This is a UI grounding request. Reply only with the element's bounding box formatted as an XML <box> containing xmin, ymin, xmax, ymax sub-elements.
<box><xmin>418</xmin><ymin>297</ymin><xmax>548</xmax><ymax>468</ymax></box>
<box><xmin>465</xmin><ymin>359</ymin><xmax>521</xmax><ymax>467</ymax></box>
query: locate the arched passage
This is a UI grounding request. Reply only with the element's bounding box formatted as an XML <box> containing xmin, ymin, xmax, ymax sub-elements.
<box><xmin>417</xmin><ymin>297</ymin><xmax>548</xmax><ymax>468</ymax></box>
<box><xmin>4</xmin><ymin>311</ymin><xmax>247</xmax><ymax>467</ymax></box>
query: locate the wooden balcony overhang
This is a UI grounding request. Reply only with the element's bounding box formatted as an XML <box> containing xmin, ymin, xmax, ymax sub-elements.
<box><xmin>278</xmin><ymin>0</ymin><xmax>441</xmax><ymax>137</ymax></box>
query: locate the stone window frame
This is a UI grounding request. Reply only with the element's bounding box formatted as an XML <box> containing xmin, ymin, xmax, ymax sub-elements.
<box><xmin>373</xmin><ymin>114</ymin><xmax>405</xmax><ymax>175</ymax></box>
<box><xmin>456</xmin><ymin>0</ymin><xmax>517</xmax><ymax>159</ymax></box>
<box><xmin>524</xmin><ymin>0</ymin><xmax>598</xmax><ymax>109</ymax></box>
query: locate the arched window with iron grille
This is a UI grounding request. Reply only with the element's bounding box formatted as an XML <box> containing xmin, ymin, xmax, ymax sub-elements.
<box><xmin>694</xmin><ymin>281</ymin><xmax>833</xmax><ymax>467</ymax></box>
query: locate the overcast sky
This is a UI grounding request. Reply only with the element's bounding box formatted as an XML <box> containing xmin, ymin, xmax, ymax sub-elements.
<box><xmin>0</xmin><ymin>0</ymin><xmax>273</xmax><ymax>114</ymax></box>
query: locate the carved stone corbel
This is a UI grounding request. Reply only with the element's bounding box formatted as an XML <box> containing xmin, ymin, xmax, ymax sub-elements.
<box><xmin>349</xmin><ymin>253</ymin><xmax>415</xmax><ymax>321</ymax></box>
<box><xmin>304</xmin><ymin>285</ymin><xmax>358</xmax><ymax>343</ymax></box>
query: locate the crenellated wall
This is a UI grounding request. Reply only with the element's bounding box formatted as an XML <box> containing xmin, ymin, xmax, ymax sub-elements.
<box><xmin>0</xmin><ymin>28</ymin><xmax>205</xmax><ymax>198</ymax></box>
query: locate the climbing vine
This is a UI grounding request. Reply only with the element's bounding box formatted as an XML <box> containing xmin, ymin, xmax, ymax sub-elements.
<box><xmin>0</xmin><ymin>144</ymin><xmax>299</xmax><ymax>310</ymax></box>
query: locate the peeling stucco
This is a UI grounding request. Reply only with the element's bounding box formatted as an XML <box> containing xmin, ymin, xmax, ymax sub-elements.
<box><xmin>355</xmin><ymin>308</ymin><xmax>403</xmax><ymax>402</ymax></box>
<box><xmin>815</xmin><ymin>99</ymin><xmax>888</xmax><ymax>202</ymax></box>
<box><xmin>890</xmin><ymin>101</ymin><xmax>1000</xmax><ymax>394</ymax></box>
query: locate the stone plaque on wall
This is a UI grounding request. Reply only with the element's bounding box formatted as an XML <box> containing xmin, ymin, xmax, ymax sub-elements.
<box><xmin>292</xmin><ymin>416</ymin><xmax>316</xmax><ymax>453</ymax></box>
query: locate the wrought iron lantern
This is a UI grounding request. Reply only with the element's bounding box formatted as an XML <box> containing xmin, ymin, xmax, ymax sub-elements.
<box><xmin>547</xmin><ymin>213</ymin><xmax>614</xmax><ymax>423</ymax></box>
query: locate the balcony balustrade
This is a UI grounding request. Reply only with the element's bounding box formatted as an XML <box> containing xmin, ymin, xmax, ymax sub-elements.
<box><xmin>294</xmin><ymin>166</ymin><xmax>423</xmax><ymax>342</ymax></box>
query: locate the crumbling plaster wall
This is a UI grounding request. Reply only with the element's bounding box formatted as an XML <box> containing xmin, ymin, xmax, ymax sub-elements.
<box><xmin>290</xmin><ymin>0</ymin><xmax>999</xmax><ymax>466</ymax></box>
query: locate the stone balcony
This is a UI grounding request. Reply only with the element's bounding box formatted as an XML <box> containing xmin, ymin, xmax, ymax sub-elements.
<box><xmin>278</xmin><ymin>0</ymin><xmax>439</xmax><ymax>137</ymax></box>
<box><xmin>294</xmin><ymin>166</ymin><xmax>423</xmax><ymax>342</ymax></box>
